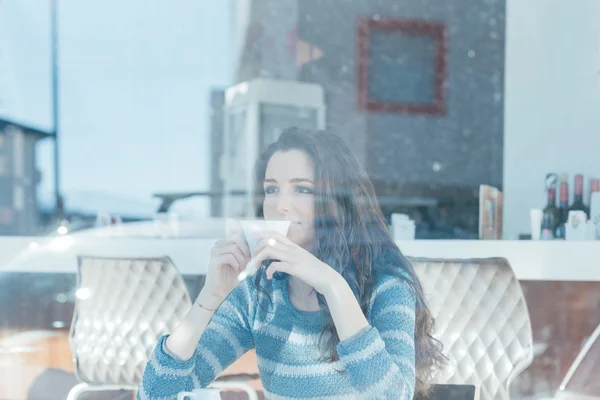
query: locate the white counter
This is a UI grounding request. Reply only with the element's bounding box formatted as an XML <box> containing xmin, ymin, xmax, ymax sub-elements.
<box><xmin>1</xmin><ymin>236</ymin><xmax>599</xmax><ymax>281</ymax></box>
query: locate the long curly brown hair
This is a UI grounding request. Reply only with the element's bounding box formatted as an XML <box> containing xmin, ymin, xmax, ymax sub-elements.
<box><xmin>252</xmin><ymin>127</ymin><xmax>446</xmax><ymax>395</ymax></box>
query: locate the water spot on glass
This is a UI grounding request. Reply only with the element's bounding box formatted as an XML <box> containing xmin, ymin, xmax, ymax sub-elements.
<box><xmin>490</xmin><ymin>31</ymin><xmax>498</xmax><ymax>40</ymax></box>
<box><xmin>432</xmin><ymin>162</ymin><xmax>442</xmax><ymax>172</ymax></box>
<box><xmin>468</xmin><ymin>50</ymin><xmax>476</xmax><ymax>58</ymax></box>
<box><xmin>56</xmin><ymin>293</ymin><xmax>68</xmax><ymax>303</ymax></box>
<box><xmin>373</xmin><ymin>14</ymin><xmax>381</xmax><ymax>21</ymax></box>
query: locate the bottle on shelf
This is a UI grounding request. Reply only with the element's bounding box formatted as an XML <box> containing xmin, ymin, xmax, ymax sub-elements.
<box><xmin>590</xmin><ymin>179</ymin><xmax>600</xmax><ymax>236</ymax></box>
<box><xmin>590</xmin><ymin>178</ymin><xmax>599</xmax><ymax>202</ymax></box>
<box><xmin>569</xmin><ymin>174</ymin><xmax>587</xmax><ymax>218</ymax></box>
<box><xmin>555</xmin><ymin>173</ymin><xmax>569</xmax><ymax>239</ymax></box>
<box><xmin>541</xmin><ymin>174</ymin><xmax>559</xmax><ymax>240</ymax></box>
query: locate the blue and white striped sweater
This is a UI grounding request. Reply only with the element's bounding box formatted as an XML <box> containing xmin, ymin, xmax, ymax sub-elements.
<box><xmin>138</xmin><ymin>274</ymin><xmax>417</xmax><ymax>399</ymax></box>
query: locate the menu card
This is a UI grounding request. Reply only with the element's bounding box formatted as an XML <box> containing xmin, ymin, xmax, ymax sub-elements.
<box><xmin>479</xmin><ymin>185</ymin><xmax>503</xmax><ymax>240</ymax></box>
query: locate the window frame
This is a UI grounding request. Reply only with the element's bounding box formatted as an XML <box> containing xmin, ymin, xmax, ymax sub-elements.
<box><xmin>357</xmin><ymin>17</ymin><xmax>447</xmax><ymax>116</ymax></box>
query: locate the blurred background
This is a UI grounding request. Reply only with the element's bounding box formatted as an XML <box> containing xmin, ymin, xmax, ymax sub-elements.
<box><xmin>1</xmin><ymin>0</ymin><xmax>600</xmax><ymax>399</ymax></box>
<box><xmin>2</xmin><ymin>0</ymin><xmax>599</xmax><ymax>240</ymax></box>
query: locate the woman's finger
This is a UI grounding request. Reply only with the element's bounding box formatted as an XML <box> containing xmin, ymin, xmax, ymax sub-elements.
<box><xmin>219</xmin><ymin>254</ymin><xmax>241</xmax><ymax>272</ymax></box>
<box><xmin>211</xmin><ymin>239</ymin><xmax>228</xmax><ymax>256</ymax></box>
<box><xmin>253</xmin><ymin>246</ymin><xmax>288</xmax><ymax>266</ymax></box>
<box><xmin>265</xmin><ymin>261</ymin><xmax>292</xmax><ymax>280</ymax></box>
<box><xmin>229</xmin><ymin>233</ymin><xmax>251</xmax><ymax>262</ymax></box>
<box><xmin>215</xmin><ymin>243</ymin><xmax>246</xmax><ymax>269</ymax></box>
<box><xmin>226</xmin><ymin>243</ymin><xmax>247</xmax><ymax>270</ymax></box>
<box><xmin>212</xmin><ymin>239</ymin><xmax>234</xmax><ymax>256</ymax></box>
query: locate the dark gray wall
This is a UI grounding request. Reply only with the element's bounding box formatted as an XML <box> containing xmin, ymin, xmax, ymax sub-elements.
<box><xmin>233</xmin><ymin>0</ymin><xmax>505</xmax><ymax>235</ymax></box>
<box><xmin>298</xmin><ymin>0</ymin><xmax>505</xmax><ymax>188</ymax></box>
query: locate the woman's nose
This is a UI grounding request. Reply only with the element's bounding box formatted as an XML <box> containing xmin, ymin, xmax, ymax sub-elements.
<box><xmin>276</xmin><ymin>194</ymin><xmax>292</xmax><ymax>214</ymax></box>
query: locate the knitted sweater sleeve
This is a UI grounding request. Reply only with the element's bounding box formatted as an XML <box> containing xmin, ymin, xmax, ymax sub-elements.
<box><xmin>137</xmin><ymin>280</ymin><xmax>255</xmax><ymax>400</ymax></box>
<box><xmin>336</xmin><ymin>276</ymin><xmax>417</xmax><ymax>399</ymax></box>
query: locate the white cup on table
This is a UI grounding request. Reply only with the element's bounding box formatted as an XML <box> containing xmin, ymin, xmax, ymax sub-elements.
<box><xmin>178</xmin><ymin>380</ymin><xmax>259</xmax><ymax>400</ymax></box>
<box><xmin>177</xmin><ymin>388</ymin><xmax>221</xmax><ymax>400</ymax></box>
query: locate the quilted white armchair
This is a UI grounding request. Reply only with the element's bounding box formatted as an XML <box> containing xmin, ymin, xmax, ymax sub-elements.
<box><xmin>410</xmin><ymin>257</ymin><xmax>534</xmax><ymax>400</ymax></box>
<box><xmin>68</xmin><ymin>256</ymin><xmax>193</xmax><ymax>399</ymax></box>
<box><xmin>68</xmin><ymin>256</ymin><xmax>259</xmax><ymax>400</ymax></box>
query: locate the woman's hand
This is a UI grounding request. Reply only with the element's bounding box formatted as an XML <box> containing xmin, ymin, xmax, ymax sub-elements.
<box><xmin>202</xmin><ymin>228</ymin><xmax>251</xmax><ymax>304</ymax></box>
<box><xmin>252</xmin><ymin>231</ymin><xmax>344</xmax><ymax>296</ymax></box>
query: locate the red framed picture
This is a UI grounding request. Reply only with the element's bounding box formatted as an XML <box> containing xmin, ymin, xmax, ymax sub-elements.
<box><xmin>357</xmin><ymin>17</ymin><xmax>447</xmax><ymax>115</ymax></box>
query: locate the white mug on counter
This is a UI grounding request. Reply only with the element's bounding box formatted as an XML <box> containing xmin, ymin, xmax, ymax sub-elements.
<box><xmin>529</xmin><ymin>209</ymin><xmax>543</xmax><ymax>240</ymax></box>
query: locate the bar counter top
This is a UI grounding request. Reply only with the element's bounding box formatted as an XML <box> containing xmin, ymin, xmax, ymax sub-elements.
<box><xmin>2</xmin><ymin>236</ymin><xmax>598</xmax><ymax>281</ymax></box>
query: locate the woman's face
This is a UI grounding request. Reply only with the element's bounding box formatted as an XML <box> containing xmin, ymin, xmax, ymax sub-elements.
<box><xmin>262</xmin><ymin>150</ymin><xmax>316</xmax><ymax>250</ymax></box>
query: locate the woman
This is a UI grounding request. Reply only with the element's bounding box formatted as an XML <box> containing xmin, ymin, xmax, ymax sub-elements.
<box><xmin>138</xmin><ymin>128</ymin><xmax>445</xmax><ymax>399</ymax></box>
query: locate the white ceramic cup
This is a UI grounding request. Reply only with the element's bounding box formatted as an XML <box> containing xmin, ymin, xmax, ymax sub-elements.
<box><xmin>232</xmin><ymin>219</ymin><xmax>291</xmax><ymax>278</ymax></box>
<box><xmin>177</xmin><ymin>388</ymin><xmax>222</xmax><ymax>400</ymax></box>
<box><xmin>239</xmin><ymin>220</ymin><xmax>291</xmax><ymax>255</ymax></box>
<box><xmin>178</xmin><ymin>381</ymin><xmax>259</xmax><ymax>400</ymax></box>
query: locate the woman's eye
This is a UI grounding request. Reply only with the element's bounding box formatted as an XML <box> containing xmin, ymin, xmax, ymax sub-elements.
<box><xmin>264</xmin><ymin>186</ymin><xmax>278</xmax><ymax>195</ymax></box>
<box><xmin>296</xmin><ymin>186</ymin><xmax>314</xmax><ymax>195</ymax></box>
